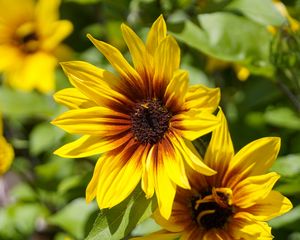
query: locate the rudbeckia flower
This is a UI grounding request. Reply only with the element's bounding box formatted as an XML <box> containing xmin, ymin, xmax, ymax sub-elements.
<box><xmin>0</xmin><ymin>0</ymin><xmax>72</xmax><ymax>93</ymax></box>
<box><xmin>0</xmin><ymin>115</ymin><xmax>14</xmax><ymax>175</ymax></box>
<box><xmin>135</xmin><ymin>109</ymin><xmax>292</xmax><ymax>239</ymax></box>
<box><xmin>52</xmin><ymin>15</ymin><xmax>220</xmax><ymax>219</ymax></box>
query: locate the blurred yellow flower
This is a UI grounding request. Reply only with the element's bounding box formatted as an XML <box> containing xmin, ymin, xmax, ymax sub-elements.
<box><xmin>0</xmin><ymin>0</ymin><xmax>73</xmax><ymax>93</ymax></box>
<box><xmin>268</xmin><ymin>0</ymin><xmax>300</xmax><ymax>34</ymax></box>
<box><xmin>206</xmin><ymin>57</ymin><xmax>250</xmax><ymax>81</ymax></box>
<box><xmin>0</xmin><ymin>115</ymin><xmax>14</xmax><ymax>175</ymax></box>
<box><xmin>134</xmin><ymin>109</ymin><xmax>292</xmax><ymax>239</ymax></box>
<box><xmin>52</xmin><ymin>15</ymin><xmax>221</xmax><ymax>219</ymax></box>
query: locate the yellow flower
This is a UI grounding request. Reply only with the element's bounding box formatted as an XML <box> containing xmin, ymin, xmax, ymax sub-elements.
<box><xmin>135</xmin><ymin>109</ymin><xmax>292</xmax><ymax>239</ymax></box>
<box><xmin>0</xmin><ymin>0</ymin><xmax>73</xmax><ymax>93</ymax></box>
<box><xmin>268</xmin><ymin>0</ymin><xmax>300</xmax><ymax>34</ymax></box>
<box><xmin>0</xmin><ymin>115</ymin><xmax>14</xmax><ymax>175</ymax></box>
<box><xmin>206</xmin><ymin>57</ymin><xmax>250</xmax><ymax>81</ymax></box>
<box><xmin>52</xmin><ymin>15</ymin><xmax>220</xmax><ymax>219</ymax></box>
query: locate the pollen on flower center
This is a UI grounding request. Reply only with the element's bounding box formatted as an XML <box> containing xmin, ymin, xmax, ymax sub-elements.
<box><xmin>191</xmin><ymin>188</ymin><xmax>233</xmax><ymax>230</ymax></box>
<box><xmin>130</xmin><ymin>99</ymin><xmax>172</xmax><ymax>145</ymax></box>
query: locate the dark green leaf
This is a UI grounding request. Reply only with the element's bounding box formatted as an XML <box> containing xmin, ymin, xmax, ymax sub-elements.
<box><xmin>264</xmin><ymin>107</ymin><xmax>300</xmax><ymax>130</ymax></box>
<box><xmin>271</xmin><ymin>154</ymin><xmax>300</xmax><ymax>177</ymax></box>
<box><xmin>0</xmin><ymin>87</ymin><xmax>58</xmax><ymax>119</ymax></box>
<box><xmin>86</xmin><ymin>188</ymin><xmax>157</xmax><ymax>240</ymax></box>
<box><xmin>48</xmin><ymin>198</ymin><xmax>97</xmax><ymax>239</ymax></box>
<box><xmin>29</xmin><ymin>122</ymin><xmax>64</xmax><ymax>156</ymax></box>
<box><xmin>172</xmin><ymin>12</ymin><xmax>274</xmax><ymax>76</ymax></box>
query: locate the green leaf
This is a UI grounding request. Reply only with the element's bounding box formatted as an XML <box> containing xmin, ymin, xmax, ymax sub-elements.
<box><xmin>172</xmin><ymin>12</ymin><xmax>274</xmax><ymax>76</ymax></box>
<box><xmin>58</xmin><ymin>175</ymin><xmax>83</xmax><ymax>194</ymax></box>
<box><xmin>29</xmin><ymin>122</ymin><xmax>64</xmax><ymax>156</ymax></box>
<box><xmin>86</xmin><ymin>188</ymin><xmax>157</xmax><ymax>240</ymax></box>
<box><xmin>226</xmin><ymin>0</ymin><xmax>285</xmax><ymax>26</ymax></box>
<box><xmin>48</xmin><ymin>198</ymin><xmax>97</xmax><ymax>239</ymax></box>
<box><xmin>0</xmin><ymin>203</ymin><xmax>49</xmax><ymax>239</ymax></box>
<box><xmin>270</xmin><ymin>154</ymin><xmax>300</xmax><ymax>177</ymax></box>
<box><xmin>270</xmin><ymin>205</ymin><xmax>300</xmax><ymax>228</ymax></box>
<box><xmin>35</xmin><ymin>156</ymin><xmax>74</xmax><ymax>182</ymax></box>
<box><xmin>131</xmin><ymin>218</ymin><xmax>161</xmax><ymax>237</ymax></box>
<box><xmin>0</xmin><ymin>86</ymin><xmax>58</xmax><ymax>119</ymax></box>
<box><xmin>264</xmin><ymin>107</ymin><xmax>300</xmax><ymax>130</ymax></box>
<box><xmin>275</xmin><ymin>182</ymin><xmax>300</xmax><ymax>195</ymax></box>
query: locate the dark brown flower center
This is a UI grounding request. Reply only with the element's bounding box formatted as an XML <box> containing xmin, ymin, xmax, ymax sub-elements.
<box><xmin>191</xmin><ymin>188</ymin><xmax>233</xmax><ymax>230</ymax></box>
<box><xmin>12</xmin><ymin>24</ymin><xmax>39</xmax><ymax>54</ymax></box>
<box><xmin>130</xmin><ymin>99</ymin><xmax>172</xmax><ymax>144</ymax></box>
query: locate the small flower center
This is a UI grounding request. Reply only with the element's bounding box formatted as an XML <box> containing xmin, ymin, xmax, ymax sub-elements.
<box><xmin>191</xmin><ymin>187</ymin><xmax>233</xmax><ymax>230</ymax></box>
<box><xmin>130</xmin><ymin>99</ymin><xmax>172</xmax><ymax>145</ymax></box>
<box><xmin>13</xmin><ymin>23</ymin><xmax>39</xmax><ymax>54</ymax></box>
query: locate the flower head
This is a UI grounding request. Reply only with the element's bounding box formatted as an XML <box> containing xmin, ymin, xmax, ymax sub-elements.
<box><xmin>0</xmin><ymin>115</ymin><xmax>14</xmax><ymax>175</ymax></box>
<box><xmin>137</xmin><ymin>109</ymin><xmax>292</xmax><ymax>239</ymax></box>
<box><xmin>0</xmin><ymin>0</ymin><xmax>73</xmax><ymax>93</ymax></box>
<box><xmin>52</xmin><ymin>15</ymin><xmax>220</xmax><ymax>218</ymax></box>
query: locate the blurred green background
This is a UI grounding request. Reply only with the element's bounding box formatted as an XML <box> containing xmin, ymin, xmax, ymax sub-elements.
<box><xmin>1</xmin><ymin>0</ymin><xmax>300</xmax><ymax>239</ymax></box>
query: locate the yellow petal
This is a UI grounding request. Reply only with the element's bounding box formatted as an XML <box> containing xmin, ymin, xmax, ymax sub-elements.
<box><xmin>35</xmin><ymin>0</ymin><xmax>59</xmax><ymax>28</ymax></box>
<box><xmin>146</xmin><ymin>15</ymin><xmax>167</xmax><ymax>55</ymax></box>
<box><xmin>5</xmin><ymin>52</ymin><xmax>57</xmax><ymax>93</ymax></box>
<box><xmin>60</xmin><ymin>61</ymin><xmax>131</xmax><ymax>108</ymax></box>
<box><xmin>153</xmin><ymin>205</ymin><xmax>189</xmax><ymax>233</ymax></box>
<box><xmin>54</xmin><ymin>133</ymin><xmax>132</xmax><ymax>158</ymax></box>
<box><xmin>160</xmin><ymin>138</ymin><xmax>190</xmax><ymax>190</ymax></box>
<box><xmin>51</xmin><ymin>106</ymin><xmax>130</xmax><ymax>135</ymax></box>
<box><xmin>141</xmin><ymin>145</ymin><xmax>155</xmax><ymax>198</ymax></box>
<box><xmin>96</xmin><ymin>141</ymin><xmax>143</xmax><ymax>208</ymax></box>
<box><xmin>0</xmin><ymin>136</ymin><xmax>14</xmax><ymax>175</ymax></box>
<box><xmin>180</xmin><ymin>227</ymin><xmax>203</xmax><ymax>240</ymax></box>
<box><xmin>233</xmin><ymin>172</ymin><xmax>280</xmax><ymax>208</ymax></box>
<box><xmin>131</xmin><ymin>230</ymin><xmax>180</xmax><ymax>240</ymax></box>
<box><xmin>53</xmin><ymin>88</ymin><xmax>96</xmax><ymax>109</ymax></box>
<box><xmin>0</xmin><ymin>0</ymin><xmax>33</xmax><ymax>24</ymax></box>
<box><xmin>229</xmin><ymin>213</ymin><xmax>273</xmax><ymax>240</ymax></box>
<box><xmin>203</xmin><ymin>229</ymin><xmax>231</xmax><ymax>240</ymax></box>
<box><xmin>153</xmin><ymin>36</ymin><xmax>180</xmax><ymax>95</ymax></box>
<box><xmin>0</xmin><ymin>46</ymin><xmax>19</xmax><ymax>71</ymax></box>
<box><xmin>226</xmin><ymin>137</ymin><xmax>280</xmax><ymax>185</ymax></box>
<box><xmin>164</xmin><ymin>70</ymin><xmax>189</xmax><ymax>113</ymax></box>
<box><xmin>172</xmin><ymin>111</ymin><xmax>219</xmax><ymax>141</ymax></box>
<box><xmin>184</xmin><ymin>85</ymin><xmax>220</xmax><ymax>112</ymax></box>
<box><xmin>245</xmin><ymin>190</ymin><xmax>292</xmax><ymax>221</ymax></box>
<box><xmin>154</xmin><ymin>162</ymin><xmax>177</xmax><ymax>219</ymax></box>
<box><xmin>41</xmin><ymin>20</ymin><xmax>73</xmax><ymax>50</ymax></box>
<box><xmin>86</xmin><ymin>155</ymin><xmax>105</xmax><ymax>202</ymax></box>
<box><xmin>87</xmin><ymin>34</ymin><xmax>144</xmax><ymax>93</ymax></box>
<box><xmin>121</xmin><ymin>23</ymin><xmax>151</xmax><ymax>78</ymax></box>
<box><xmin>204</xmin><ymin>109</ymin><xmax>234</xmax><ymax>186</ymax></box>
<box><xmin>170</xmin><ymin>131</ymin><xmax>216</xmax><ymax>176</ymax></box>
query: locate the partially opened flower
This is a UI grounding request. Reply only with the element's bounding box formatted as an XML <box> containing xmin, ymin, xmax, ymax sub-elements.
<box><xmin>0</xmin><ymin>115</ymin><xmax>14</xmax><ymax>175</ymax></box>
<box><xmin>52</xmin><ymin>15</ymin><xmax>220</xmax><ymax>218</ymax></box>
<box><xmin>0</xmin><ymin>0</ymin><xmax>72</xmax><ymax>93</ymax></box>
<box><xmin>136</xmin><ymin>109</ymin><xmax>292</xmax><ymax>239</ymax></box>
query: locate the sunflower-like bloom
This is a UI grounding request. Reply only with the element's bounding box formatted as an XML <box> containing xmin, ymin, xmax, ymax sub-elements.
<box><xmin>0</xmin><ymin>116</ymin><xmax>14</xmax><ymax>175</ymax></box>
<box><xmin>52</xmin><ymin>15</ymin><xmax>220</xmax><ymax>218</ymax></box>
<box><xmin>0</xmin><ymin>0</ymin><xmax>72</xmax><ymax>93</ymax></box>
<box><xmin>135</xmin><ymin>110</ymin><xmax>292</xmax><ymax>239</ymax></box>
